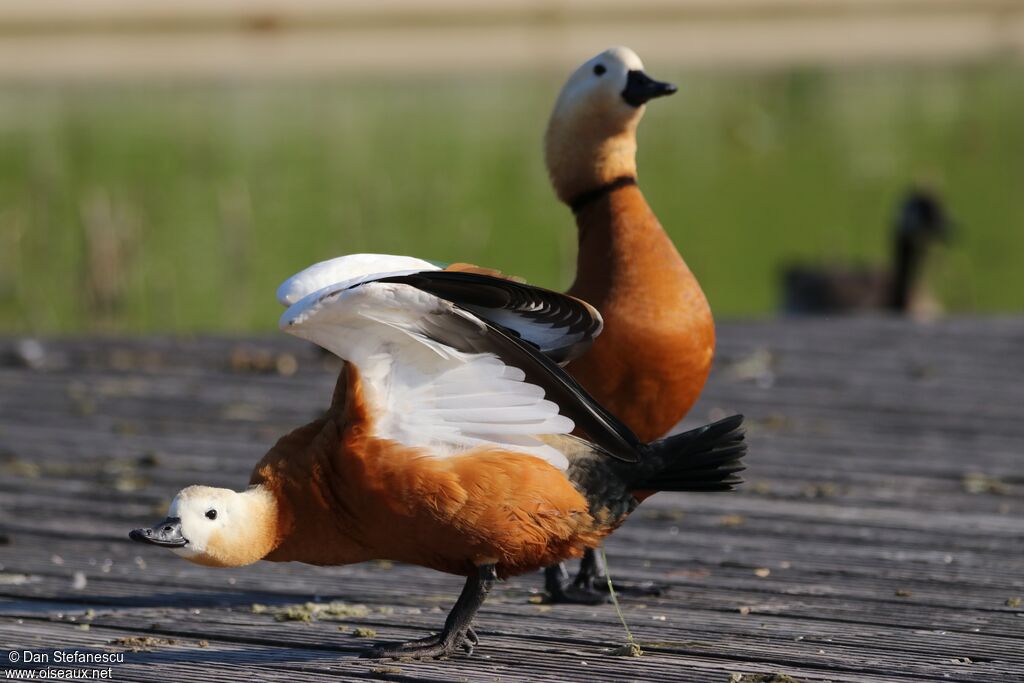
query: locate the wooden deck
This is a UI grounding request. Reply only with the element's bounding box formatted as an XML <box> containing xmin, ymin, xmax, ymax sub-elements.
<box><xmin>0</xmin><ymin>317</ymin><xmax>1021</xmax><ymax>682</ymax></box>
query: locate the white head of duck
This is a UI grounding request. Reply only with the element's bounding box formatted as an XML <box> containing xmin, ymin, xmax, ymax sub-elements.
<box><xmin>130</xmin><ymin>485</ymin><xmax>278</xmax><ymax>568</ymax></box>
<box><xmin>545</xmin><ymin>46</ymin><xmax>677</xmax><ymax>204</ymax></box>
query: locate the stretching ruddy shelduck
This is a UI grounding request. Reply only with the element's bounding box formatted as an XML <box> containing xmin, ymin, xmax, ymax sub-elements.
<box><xmin>130</xmin><ymin>254</ymin><xmax>746</xmax><ymax>659</ymax></box>
<box><xmin>543</xmin><ymin>47</ymin><xmax>717</xmax><ymax>602</ymax></box>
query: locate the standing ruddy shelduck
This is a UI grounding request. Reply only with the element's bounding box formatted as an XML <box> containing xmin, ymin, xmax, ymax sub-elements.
<box><xmin>130</xmin><ymin>254</ymin><xmax>746</xmax><ymax>659</ymax></box>
<box><xmin>543</xmin><ymin>47</ymin><xmax>717</xmax><ymax>602</ymax></box>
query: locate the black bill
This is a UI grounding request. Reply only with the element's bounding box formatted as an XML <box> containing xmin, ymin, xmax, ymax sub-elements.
<box><xmin>622</xmin><ymin>70</ymin><xmax>677</xmax><ymax>107</ymax></box>
<box><xmin>129</xmin><ymin>517</ymin><xmax>188</xmax><ymax>548</ymax></box>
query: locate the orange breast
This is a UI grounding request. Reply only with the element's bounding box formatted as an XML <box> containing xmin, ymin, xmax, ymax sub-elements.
<box><xmin>568</xmin><ymin>186</ymin><xmax>714</xmax><ymax>442</ymax></box>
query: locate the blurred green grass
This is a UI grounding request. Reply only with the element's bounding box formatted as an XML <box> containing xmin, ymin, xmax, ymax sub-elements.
<box><xmin>1</xmin><ymin>64</ymin><xmax>1022</xmax><ymax>333</ymax></box>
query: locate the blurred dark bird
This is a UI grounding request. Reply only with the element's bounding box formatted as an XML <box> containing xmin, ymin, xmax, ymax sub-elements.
<box><xmin>781</xmin><ymin>189</ymin><xmax>953</xmax><ymax>317</ymax></box>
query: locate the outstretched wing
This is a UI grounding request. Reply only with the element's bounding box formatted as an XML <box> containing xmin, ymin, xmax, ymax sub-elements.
<box><xmin>277</xmin><ymin>254</ymin><xmax>601</xmax><ymax>366</ymax></box>
<box><xmin>378</xmin><ymin>271</ymin><xmax>602</xmax><ymax>366</ymax></box>
<box><xmin>281</xmin><ymin>279</ymin><xmax>577</xmax><ymax>469</ymax></box>
<box><xmin>281</xmin><ymin>268</ymin><xmax>643</xmax><ymax>466</ymax></box>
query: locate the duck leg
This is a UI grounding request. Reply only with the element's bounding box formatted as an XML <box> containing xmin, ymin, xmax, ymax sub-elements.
<box><xmin>543</xmin><ymin>556</ymin><xmax>607</xmax><ymax>605</ymax></box>
<box><xmin>545</xmin><ymin>548</ymin><xmax>665</xmax><ymax>604</ymax></box>
<box><xmin>364</xmin><ymin>564</ymin><xmax>495</xmax><ymax>659</ymax></box>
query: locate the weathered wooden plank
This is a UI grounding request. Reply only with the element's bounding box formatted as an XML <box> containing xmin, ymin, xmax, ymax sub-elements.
<box><xmin>0</xmin><ymin>618</ymin><xmax>917</xmax><ymax>683</ymax></box>
<box><xmin>3</xmin><ymin>537</ymin><xmax>1021</xmax><ymax>639</ymax></box>
<box><xmin>3</xmin><ymin>595</ymin><xmax>1020</xmax><ymax>683</ymax></box>
<box><xmin>1</xmin><ymin>319</ymin><xmax>1022</xmax><ymax>681</ymax></box>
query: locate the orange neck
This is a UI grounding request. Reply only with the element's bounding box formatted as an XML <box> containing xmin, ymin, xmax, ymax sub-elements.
<box><xmin>565</xmin><ymin>182</ymin><xmax>714</xmax><ymax>441</ymax></box>
<box><xmin>570</xmin><ymin>184</ymin><xmax>704</xmax><ymax>315</ymax></box>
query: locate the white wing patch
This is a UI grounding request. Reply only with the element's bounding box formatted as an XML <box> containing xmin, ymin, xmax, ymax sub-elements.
<box><xmin>277</xmin><ymin>253</ymin><xmax>440</xmax><ymax>307</ymax></box>
<box><xmin>280</xmin><ymin>280</ymin><xmax>573</xmax><ymax>470</ymax></box>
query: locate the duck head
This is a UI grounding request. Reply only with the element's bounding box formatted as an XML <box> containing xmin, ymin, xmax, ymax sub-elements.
<box><xmin>130</xmin><ymin>485</ymin><xmax>278</xmax><ymax>567</ymax></box>
<box><xmin>545</xmin><ymin>46</ymin><xmax>676</xmax><ymax>205</ymax></box>
<box><xmin>897</xmin><ymin>189</ymin><xmax>954</xmax><ymax>246</ymax></box>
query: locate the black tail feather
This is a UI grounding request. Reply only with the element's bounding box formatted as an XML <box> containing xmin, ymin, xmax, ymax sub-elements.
<box><xmin>630</xmin><ymin>415</ymin><xmax>747</xmax><ymax>493</ymax></box>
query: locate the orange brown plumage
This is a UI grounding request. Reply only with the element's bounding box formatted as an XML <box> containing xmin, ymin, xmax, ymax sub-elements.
<box><xmin>544</xmin><ymin>47</ymin><xmax>714</xmax><ymax>443</ymax></box>
<box><xmin>566</xmin><ymin>184</ymin><xmax>714</xmax><ymax>442</ymax></box>
<box><xmin>252</xmin><ymin>365</ymin><xmax>604</xmax><ymax>578</ymax></box>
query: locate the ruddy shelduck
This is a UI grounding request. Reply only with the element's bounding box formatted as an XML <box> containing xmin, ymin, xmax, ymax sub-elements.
<box><xmin>131</xmin><ymin>254</ymin><xmax>746</xmax><ymax>659</ymax></box>
<box><xmin>542</xmin><ymin>47</ymin><xmax>717</xmax><ymax>602</ymax></box>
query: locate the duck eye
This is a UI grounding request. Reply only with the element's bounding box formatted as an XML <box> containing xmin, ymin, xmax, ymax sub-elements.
<box><xmin>205</xmin><ymin>509</ymin><xmax>217</xmax><ymax>520</ymax></box>
<box><xmin>593</xmin><ymin>64</ymin><xmax>606</xmax><ymax>76</ymax></box>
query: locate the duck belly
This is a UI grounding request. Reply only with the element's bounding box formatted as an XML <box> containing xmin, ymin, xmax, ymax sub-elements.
<box><xmin>347</xmin><ymin>445</ymin><xmax>609</xmax><ymax>579</ymax></box>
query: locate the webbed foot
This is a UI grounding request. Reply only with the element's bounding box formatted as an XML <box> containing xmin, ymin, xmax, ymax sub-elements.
<box><xmin>362</xmin><ymin>565</ymin><xmax>493</xmax><ymax>660</ymax></box>
<box><xmin>543</xmin><ymin>549</ymin><xmax>667</xmax><ymax>605</ymax></box>
<box><xmin>362</xmin><ymin>627</ymin><xmax>480</xmax><ymax>659</ymax></box>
